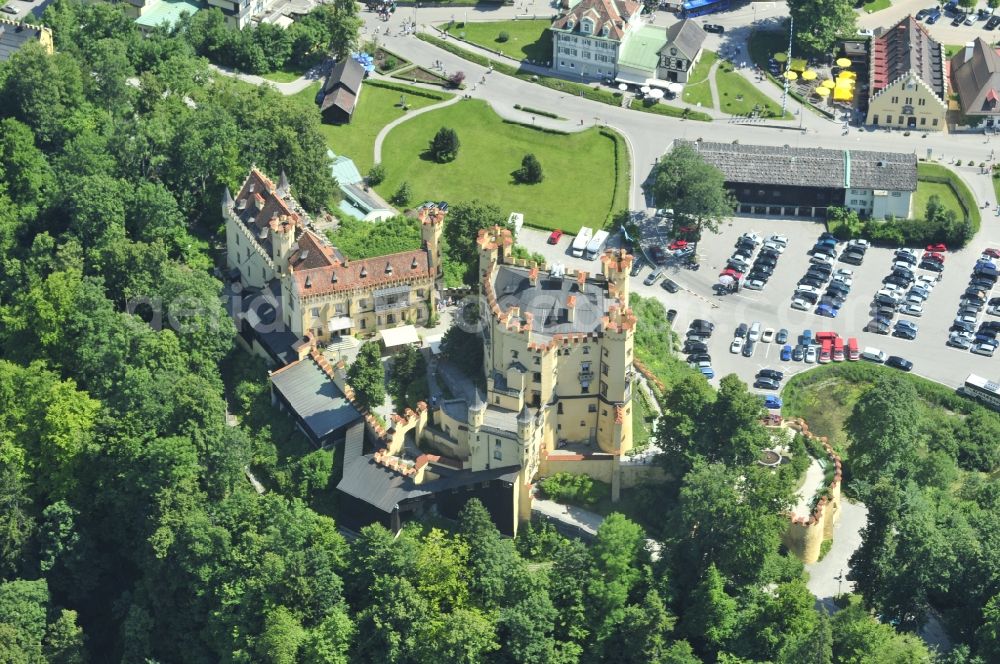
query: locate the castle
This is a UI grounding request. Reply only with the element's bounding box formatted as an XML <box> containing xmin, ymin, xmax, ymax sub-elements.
<box><xmin>338</xmin><ymin>226</ymin><xmax>639</xmax><ymax>536</ymax></box>
<box><xmin>223</xmin><ymin>168</ymin><xmax>443</xmax><ymax>364</ymax></box>
<box><xmin>225</xmin><ymin>169</ymin><xmax>640</xmax><ymax>536</ymax></box>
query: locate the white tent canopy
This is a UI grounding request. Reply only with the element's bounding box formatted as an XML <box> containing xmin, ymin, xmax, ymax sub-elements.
<box><xmin>379</xmin><ymin>324</ymin><xmax>420</xmax><ymax>349</ymax></box>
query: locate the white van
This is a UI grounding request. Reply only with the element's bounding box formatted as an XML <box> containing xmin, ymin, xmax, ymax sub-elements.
<box><xmin>748</xmin><ymin>321</ymin><xmax>762</xmax><ymax>342</ymax></box>
<box><xmin>861</xmin><ymin>347</ymin><xmax>887</xmax><ymax>363</ymax></box>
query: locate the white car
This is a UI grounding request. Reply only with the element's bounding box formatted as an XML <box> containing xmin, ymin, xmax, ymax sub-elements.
<box><xmin>768</xmin><ymin>234</ymin><xmax>789</xmax><ymax>247</ymax></box>
<box><xmin>955</xmin><ymin>314</ymin><xmax>978</xmax><ymax>326</ymax></box>
<box><xmin>893</xmin><ymin>261</ymin><xmax>915</xmax><ymax>272</ymax></box>
<box><xmin>741</xmin><ymin>232</ymin><xmax>763</xmax><ymax>246</ymax></box>
<box><xmin>761</xmin><ymin>328</ymin><xmax>775</xmax><ymax>343</ymax></box>
<box><xmin>835</xmin><ymin>268</ymin><xmax>854</xmax><ymax>278</ymax></box>
<box><xmin>795</xmin><ymin>284</ymin><xmax>820</xmax><ymax>295</ymax></box>
<box><xmin>900</xmin><ymin>303</ymin><xmax>923</xmax><ymax>317</ymax></box>
<box><xmin>748</xmin><ymin>321</ymin><xmax>762</xmax><ymax>341</ymax></box>
<box><xmin>730</xmin><ymin>338</ymin><xmax>745</xmax><ymax>354</ymax></box>
<box><xmin>744</xmin><ymin>279</ymin><xmax>766</xmax><ymax>291</ymax></box>
<box><xmin>832</xmin><ymin>275</ymin><xmax>852</xmax><ymax>287</ymax></box>
<box><xmin>848</xmin><ymin>239</ymin><xmax>870</xmax><ymax>249</ymax></box>
<box><xmin>972</xmin><ymin>343</ymin><xmax>996</xmax><ymax>357</ymax></box>
<box><xmin>762</xmin><ymin>240</ymin><xmax>785</xmax><ymax>254</ymax></box>
<box><xmin>896</xmin><ymin>247</ymin><xmax>918</xmax><ymax>258</ymax></box>
<box><xmin>791</xmin><ymin>297</ymin><xmax>809</xmax><ymax>311</ymax></box>
<box><xmin>810</xmin><ymin>254</ymin><xmax>834</xmax><ymax>266</ymax></box>
<box><xmin>805</xmin><ymin>346</ymin><xmax>818</xmax><ymax>363</ymax></box>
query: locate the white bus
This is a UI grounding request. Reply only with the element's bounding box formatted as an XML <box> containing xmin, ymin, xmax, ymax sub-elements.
<box><xmin>571</xmin><ymin>227</ymin><xmax>593</xmax><ymax>258</ymax></box>
<box><xmin>584</xmin><ymin>230</ymin><xmax>610</xmax><ymax>260</ymax></box>
<box><xmin>960</xmin><ymin>373</ymin><xmax>1000</xmax><ymax>411</ymax></box>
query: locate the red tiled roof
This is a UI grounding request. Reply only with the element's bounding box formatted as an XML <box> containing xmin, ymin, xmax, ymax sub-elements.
<box><xmin>292</xmin><ymin>247</ymin><xmax>431</xmax><ymax>296</ymax></box>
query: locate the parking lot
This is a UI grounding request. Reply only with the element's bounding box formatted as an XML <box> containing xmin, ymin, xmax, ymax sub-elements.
<box><xmin>520</xmin><ymin>216</ymin><xmax>1000</xmax><ymax>393</ymax></box>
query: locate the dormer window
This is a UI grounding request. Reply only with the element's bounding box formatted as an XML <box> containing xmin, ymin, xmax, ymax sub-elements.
<box><xmin>566</xmin><ymin>17</ymin><xmax>575</xmax><ymax>29</ymax></box>
<box><xmin>411</xmin><ymin>256</ymin><xmax>419</xmax><ymax>269</ymax></box>
<box><xmin>581</xmin><ymin>18</ymin><xmax>592</xmax><ymax>34</ymax></box>
<box><xmin>305</xmin><ymin>276</ymin><xmax>312</xmax><ymax>288</ymax></box>
<box><xmin>331</xmin><ymin>271</ymin><xmax>338</xmax><ymax>283</ymax></box>
<box><xmin>601</xmin><ymin>24</ymin><xmax>610</xmax><ymax>37</ymax></box>
<box><xmin>300</xmin><ymin>249</ymin><xmax>310</xmax><ymax>261</ymax></box>
<box><xmin>385</xmin><ymin>261</ymin><xmax>393</xmax><ymax>274</ymax></box>
<box><xmin>360</xmin><ymin>267</ymin><xmax>368</xmax><ymax>278</ymax></box>
<box><xmin>238</xmin><ymin>199</ymin><xmax>247</xmax><ymax>210</ymax></box>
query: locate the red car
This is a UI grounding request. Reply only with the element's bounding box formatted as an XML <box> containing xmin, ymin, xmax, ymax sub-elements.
<box><xmin>984</xmin><ymin>248</ymin><xmax>1000</xmax><ymax>258</ymax></box>
<box><xmin>669</xmin><ymin>239</ymin><xmax>689</xmax><ymax>250</ymax></box>
<box><xmin>926</xmin><ymin>243</ymin><xmax>948</xmax><ymax>253</ymax></box>
<box><xmin>719</xmin><ymin>268</ymin><xmax>742</xmax><ymax>279</ymax></box>
<box><xmin>923</xmin><ymin>251</ymin><xmax>945</xmax><ymax>263</ymax></box>
<box><xmin>547</xmin><ymin>229</ymin><xmax>563</xmax><ymax>244</ymax></box>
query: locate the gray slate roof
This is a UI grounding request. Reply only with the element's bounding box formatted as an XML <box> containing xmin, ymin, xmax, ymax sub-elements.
<box><xmin>951</xmin><ymin>38</ymin><xmax>1000</xmax><ymax>116</ymax></box>
<box><xmin>270</xmin><ymin>356</ymin><xmax>362</xmax><ymax>442</ymax></box>
<box><xmin>678</xmin><ymin>140</ymin><xmax>917</xmax><ymax>192</ymax></box>
<box><xmin>493</xmin><ymin>265</ymin><xmax>608</xmax><ymax>338</ymax></box>
<box><xmin>0</xmin><ymin>20</ymin><xmax>45</xmax><ymax>62</ymax></box>
<box><xmin>338</xmin><ymin>455</ymin><xmax>519</xmax><ymax>513</ymax></box>
<box><xmin>662</xmin><ymin>19</ymin><xmax>706</xmax><ymax>61</ymax></box>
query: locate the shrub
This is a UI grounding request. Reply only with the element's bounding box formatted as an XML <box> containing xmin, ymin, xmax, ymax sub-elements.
<box><xmin>539</xmin><ymin>472</ymin><xmax>606</xmax><ymax>506</ymax></box>
<box><xmin>514</xmin><ymin>153</ymin><xmax>544</xmax><ymax>184</ymax></box>
<box><xmin>392</xmin><ymin>181</ymin><xmax>411</xmax><ymax>206</ymax></box>
<box><xmin>497</xmin><ymin>31</ymin><xmax>510</xmax><ymax>43</ymax></box>
<box><xmin>429</xmin><ymin>127</ymin><xmax>460</xmax><ymax>162</ymax></box>
<box><xmin>448</xmin><ymin>70</ymin><xmax>465</xmax><ymax>88</ymax></box>
<box><xmin>367</xmin><ymin>163</ymin><xmax>386</xmax><ymax>186</ymax></box>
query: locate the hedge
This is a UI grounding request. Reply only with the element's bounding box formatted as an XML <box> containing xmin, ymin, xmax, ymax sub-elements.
<box><xmin>514</xmin><ymin>104</ymin><xmax>559</xmax><ymax>119</ymax></box>
<box><xmin>500</xmin><ymin>119</ymin><xmax>569</xmax><ymax>135</ymax></box>
<box><xmin>601</xmin><ymin>128</ymin><xmax>630</xmax><ymax>225</ymax></box>
<box><xmin>365</xmin><ymin>79</ymin><xmax>448</xmax><ymax>101</ymax></box>
<box><xmin>633</xmin><ymin>99</ymin><xmax>713</xmax><ymax>122</ymax></box>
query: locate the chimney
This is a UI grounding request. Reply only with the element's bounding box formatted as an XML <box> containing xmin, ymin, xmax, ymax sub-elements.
<box><xmin>577</xmin><ymin>271</ymin><xmax>587</xmax><ymax>293</ymax></box>
<box><xmin>566</xmin><ymin>295</ymin><xmax>576</xmax><ymax>323</ymax></box>
<box><xmin>965</xmin><ymin>41</ymin><xmax>975</xmax><ymax>61</ymax></box>
<box><xmin>528</xmin><ymin>266</ymin><xmax>539</xmax><ymax>286</ymax></box>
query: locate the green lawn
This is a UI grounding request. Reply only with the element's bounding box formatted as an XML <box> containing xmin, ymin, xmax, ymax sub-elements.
<box><xmin>289</xmin><ymin>81</ymin><xmax>452</xmax><ymax>174</ymax></box>
<box><xmin>859</xmin><ymin>0</ymin><xmax>891</xmax><ymax>13</ymax></box>
<box><xmin>916</xmin><ymin>162</ymin><xmax>981</xmax><ymax>229</ymax></box>
<box><xmin>262</xmin><ymin>68</ymin><xmax>306</xmax><ymax>83</ymax></box>
<box><xmin>944</xmin><ymin>44</ymin><xmax>965</xmax><ymax>59</ymax></box>
<box><xmin>440</xmin><ymin>19</ymin><xmax>553</xmax><ymax>62</ymax></box>
<box><xmin>683</xmin><ymin>50</ymin><xmax>718</xmax><ymax>109</ymax></box>
<box><xmin>377</xmin><ymin>99</ymin><xmax>622</xmax><ymax>232</ymax></box>
<box><xmin>715</xmin><ymin>60</ymin><xmax>789</xmax><ymax>118</ymax></box>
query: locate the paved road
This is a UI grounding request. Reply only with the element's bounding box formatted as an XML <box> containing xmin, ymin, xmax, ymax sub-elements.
<box><xmin>806</xmin><ymin>498</ymin><xmax>868</xmax><ymax>610</ymax></box>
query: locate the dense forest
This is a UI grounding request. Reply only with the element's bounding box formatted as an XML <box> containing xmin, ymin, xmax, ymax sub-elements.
<box><xmin>0</xmin><ymin>1</ymin><xmax>992</xmax><ymax>662</ymax></box>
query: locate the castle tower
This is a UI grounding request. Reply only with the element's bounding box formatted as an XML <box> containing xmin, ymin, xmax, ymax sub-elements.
<box><xmin>517</xmin><ymin>404</ymin><xmax>533</xmax><ymax>441</ymax></box>
<box><xmin>272</xmin><ymin>217</ymin><xmax>296</xmax><ymax>274</ymax></box>
<box><xmin>596</xmin><ymin>305</ymin><xmax>636</xmax><ymax>456</ymax></box>
<box><xmin>419</xmin><ymin>205</ymin><xmax>445</xmax><ymax>279</ymax></box>
<box><xmin>600</xmin><ymin>248</ymin><xmax>634</xmax><ymax>300</ymax></box>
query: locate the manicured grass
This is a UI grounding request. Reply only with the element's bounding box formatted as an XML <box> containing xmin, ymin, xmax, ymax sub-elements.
<box><xmin>440</xmin><ymin>19</ymin><xmax>553</xmax><ymax>63</ymax></box>
<box><xmin>289</xmin><ymin>80</ymin><xmax>452</xmax><ymax>174</ymax></box>
<box><xmin>377</xmin><ymin>99</ymin><xmax>621</xmax><ymax>232</ymax></box>
<box><xmin>262</xmin><ymin>68</ymin><xmax>305</xmax><ymax>83</ymax></box>
<box><xmin>915</xmin><ymin>180</ymin><xmax>963</xmax><ymax>223</ymax></box>
<box><xmin>944</xmin><ymin>44</ymin><xmax>965</xmax><ymax>58</ymax></box>
<box><xmin>716</xmin><ymin>60</ymin><xmax>790</xmax><ymax>118</ymax></box>
<box><xmin>859</xmin><ymin>0</ymin><xmax>891</xmax><ymax>13</ymax></box>
<box><xmin>683</xmin><ymin>50</ymin><xmax>718</xmax><ymax>108</ymax></box>
<box><xmin>916</xmin><ymin>162</ymin><xmax>981</xmax><ymax>230</ymax></box>
<box><xmin>391</xmin><ymin>64</ymin><xmax>452</xmax><ymax>87</ymax></box>
<box><xmin>417</xmin><ymin>32</ymin><xmax>712</xmax><ymax>122</ymax></box>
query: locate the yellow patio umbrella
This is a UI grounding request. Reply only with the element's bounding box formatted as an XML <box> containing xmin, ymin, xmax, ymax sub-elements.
<box><xmin>814</xmin><ymin>86</ymin><xmax>831</xmax><ymax>97</ymax></box>
<box><xmin>838</xmin><ymin>70</ymin><xmax>857</xmax><ymax>79</ymax></box>
<box><xmin>833</xmin><ymin>85</ymin><xmax>853</xmax><ymax>102</ymax></box>
<box><xmin>821</xmin><ymin>79</ymin><xmax>836</xmax><ymax>89</ymax></box>
<box><xmin>790</xmin><ymin>58</ymin><xmax>808</xmax><ymax>72</ymax></box>
<box><xmin>784</xmin><ymin>70</ymin><xmax>799</xmax><ymax>81</ymax></box>
<box><xmin>773</xmin><ymin>52</ymin><xmax>788</xmax><ymax>62</ymax></box>
<box><xmin>802</xmin><ymin>70</ymin><xmax>818</xmax><ymax>81</ymax></box>
<box><xmin>836</xmin><ymin>57</ymin><xmax>852</xmax><ymax>67</ymax></box>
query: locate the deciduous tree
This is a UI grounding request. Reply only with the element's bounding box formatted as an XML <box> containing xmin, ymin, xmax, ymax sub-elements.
<box><xmin>648</xmin><ymin>143</ymin><xmax>734</xmax><ymax>250</ymax></box>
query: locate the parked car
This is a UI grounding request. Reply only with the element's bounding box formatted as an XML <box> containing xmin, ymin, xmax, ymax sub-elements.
<box><xmin>920</xmin><ymin>259</ymin><xmax>944</xmax><ymax>272</ymax></box>
<box><xmin>763</xmin><ymin>395</ymin><xmax>783</xmax><ymax>409</ymax></box>
<box><xmin>790</xmin><ymin>297</ymin><xmax>809</xmax><ymax>311</ymax></box>
<box><xmin>547</xmin><ymin>229</ymin><xmax>563</xmax><ymax>244</ymax></box>
<box><xmin>900</xmin><ymin>303</ymin><xmax>923</xmax><ymax>317</ymax></box>
<box><xmin>948</xmin><ymin>334</ymin><xmax>973</xmax><ymax>349</ymax></box>
<box><xmin>730</xmin><ymin>337</ymin><xmax>745</xmax><ymax>354</ymax></box>
<box><xmin>744</xmin><ymin>278</ymin><xmax>766</xmax><ymax>291</ymax></box>
<box><xmin>758</xmin><ymin>368</ymin><xmax>784</xmax><ymax>381</ymax></box>
<box><xmin>649</xmin><ymin>246</ymin><xmax>666</xmax><ymax>264</ymax></box>
<box><xmin>661</xmin><ymin>278</ymin><xmax>680</xmax><ymax>293</ymax></box>
<box><xmin>754</xmin><ymin>377</ymin><xmax>780</xmax><ymax>390</ymax></box>
<box><xmin>972</xmin><ymin>343</ymin><xmax>996</xmax><ymax>357</ymax></box>
<box><xmin>805</xmin><ymin>346</ymin><xmax>818</xmax><ymax>363</ymax></box>
<box><xmin>742</xmin><ymin>339</ymin><xmax>756</xmax><ymax>357</ymax></box>
<box><xmin>644</xmin><ymin>267</ymin><xmax>664</xmax><ymax>286</ymax></box>
<box><xmin>704</xmin><ymin>23</ymin><xmax>725</xmax><ymax>33</ymax></box>
<box><xmin>630</xmin><ymin>258</ymin><xmax>644</xmax><ymax>277</ymax></box>
<box><xmin>885</xmin><ymin>356</ymin><xmax>913</xmax><ymax>371</ymax></box>
<box><xmin>816</xmin><ymin>304</ymin><xmax>838</xmax><ymax>318</ymax></box>
<box><xmin>927</xmin><ymin>243</ymin><xmax>948</xmax><ymax>253</ymax></box>
<box><xmin>780</xmin><ymin>344</ymin><xmax>792</xmax><ymax>361</ymax></box>
<box><xmin>668</xmin><ymin>239</ymin><xmax>688</xmax><ymax>251</ymax></box>
<box><xmin>986</xmin><ymin>14</ymin><xmax>1000</xmax><ymax>29</ymax></box>
<box><xmin>792</xmin><ymin>345</ymin><xmax>805</xmax><ymax>361</ymax></box>
<box><xmin>761</xmin><ymin>328</ymin><xmax>775</xmax><ymax>343</ymax></box>
<box><xmin>776</xmin><ymin>329</ymin><xmax>789</xmax><ymax>344</ymax></box>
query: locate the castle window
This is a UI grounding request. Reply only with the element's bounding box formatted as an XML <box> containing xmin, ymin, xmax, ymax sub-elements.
<box><xmin>603</xmin><ymin>348</ymin><xmax>609</xmax><ymax>357</ymax></box>
<box><xmin>602</xmin><ymin>409</ymin><xmax>607</xmax><ymax>416</ymax></box>
<box><xmin>494</xmin><ymin>449</ymin><xmax>502</xmax><ymax>461</ymax></box>
<box><xmin>311</xmin><ymin>307</ymin><xmax>320</xmax><ymax>317</ymax></box>
<box><xmin>580</xmin><ymin>420</ymin><xmax>585</xmax><ymax>427</ymax></box>
<box><xmin>588</xmin><ymin>404</ymin><xmax>597</xmax><ymax>413</ymax></box>
<box><xmin>600</xmin><ymin>382</ymin><xmax>608</xmax><ymax>397</ymax></box>
<box><xmin>602</xmin><ymin>364</ymin><xmax>609</xmax><ymax>375</ymax></box>
<box><xmin>511</xmin><ymin>350</ymin><xmax>519</xmax><ymax>359</ymax></box>
<box><xmin>582</xmin><ymin>346</ymin><xmax>590</xmax><ymax>354</ymax></box>
<box><xmin>417</xmin><ymin>289</ymin><xmax>425</xmax><ymax>297</ymax></box>
<box><xmin>533</xmin><ymin>372</ymin><xmax>541</xmax><ymax>382</ymax></box>
<box><xmin>534</xmin><ymin>356</ymin><xmax>540</xmax><ymax>365</ymax></box>
<box><xmin>557</xmin><ymin>403</ymin><xmax>564</xmax><ymax>414</ymax></box>
<box><xmin>360</xmin><ymin>319</ymin><xmax>366</xmax><ymax>329</ymax></box>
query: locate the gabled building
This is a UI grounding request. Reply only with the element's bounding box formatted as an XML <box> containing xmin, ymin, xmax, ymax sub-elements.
<box><xmin>866</xmin><ymin>16</ymin><xmax>947</xmax><ymax>131</ymax></box>
<box><xmin>319</xmin><ymin>58</ymin><xmax>365</xmax><ymax>124</ymax></box>
<box><xmin>224</xmin><ymin>168</ymin><xmax>442</xmax><ymax>365</ymax></box>
<box><xmin>657</xmin><ymin>19</ymin><xmax>706</xmax><ymax>83</ymax></box>
<box><xmin>616</xmin><ymin>19</ymin><xmax>706</xmax><ymax>87</ymax></box>
<box><xmin>550</xmin><ymin>0</ymin><xmax>640</xmax><ymax>79</ymax></box>
<box><xmin>950</xmin><ymin>38</ymin><xmax>1000</xmax><ymax>125</ymax></box>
